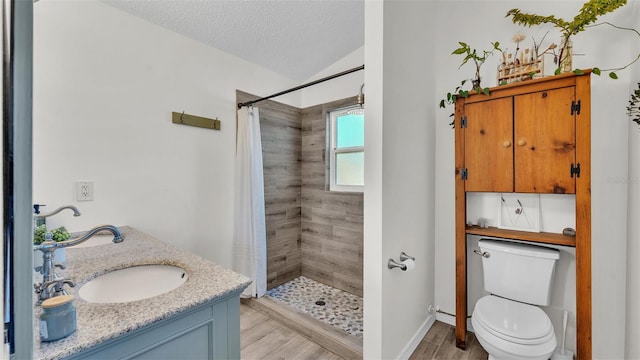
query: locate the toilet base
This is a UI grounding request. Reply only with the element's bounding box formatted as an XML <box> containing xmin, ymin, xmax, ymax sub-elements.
<box><xmin>473</xmin><ymin>314</ymin><xmax>555</xmax><ymax>360</ymax></box>
<box><xmin>488</xmin><ymin>356</ymin><xmax>551</xmax><ymax>360</ymax></box>
<box><xmin>478</xmin><ymin>337</ymin><xmax>552</xmax><ymax>360</ymax></box>
<box><xmin>488</xmin><ymin>355</ymin><xmax>551</xmax><ymax>360</ymax></box>
<box><xmin>472</xmin><ymin>295</ymin><xmax>556</xmax><ymax>360</ymax></box>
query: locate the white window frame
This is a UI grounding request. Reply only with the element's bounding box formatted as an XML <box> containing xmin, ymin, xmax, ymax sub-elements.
<box><xmin>328</xmin><ymin>105</ymin><xmax>364</xmax><ymax>193</ymax></box>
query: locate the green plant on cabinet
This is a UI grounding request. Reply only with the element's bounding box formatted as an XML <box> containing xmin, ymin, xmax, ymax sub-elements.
<box><xmin>439</xmin><ymin>41</ymin><xmax>501</xmax><ymax>127</ymax></box>
<box><xmin>506</xmin><ymin>0</ymin><xmax>629</xmax><ymax>78</ymax></box>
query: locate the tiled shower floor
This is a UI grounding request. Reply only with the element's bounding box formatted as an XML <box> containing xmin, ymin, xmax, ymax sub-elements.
<box><xmin>266</xmin><ymin>276</ymin><xmax>363</xmax><ymax>338</ymax></box>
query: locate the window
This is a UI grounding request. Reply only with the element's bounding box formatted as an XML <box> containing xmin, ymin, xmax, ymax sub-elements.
<box><xmin>328</xmin><ymin>105</ymin><xmax>364</xmax><ymax>192</ymax></box>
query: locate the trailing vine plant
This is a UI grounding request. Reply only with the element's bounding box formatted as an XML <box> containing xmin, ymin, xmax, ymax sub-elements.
<box><xmin>628</xmin><ymin>82</ymin><xmax>640</xmax><ymax>127</ymax></box>
<box><xmin>505</xmin><ymin>0</ymin><xmax>628</xmax><ymax>78</ymax></box>
<box><xmin>439</xmin><ymin>41</ymin><xmax>501</xmax><ymax>127</ymax></box>
<box><xmin>585</xmin><ymin>21</ymin><xmax>640</xmax><ymax>77</ymax></box>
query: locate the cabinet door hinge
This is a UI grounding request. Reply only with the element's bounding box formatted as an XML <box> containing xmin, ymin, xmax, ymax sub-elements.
<box><xmin>460</xmin><ymin>116</ymin><xmax>467</xmax><ymax>128</ymax></box>
<box><xmin>570</xmin><ymin>163</ymin><xmax>581</xmax><ymax>178</ymax></box>
<box><xmin>461</xmin><ymin>168</ymin><xmax>468</xmax><ymax>180</ymax></box>
<box><xmin>571</xmin><ymin>100</ymin><xmax>581</xmax><ymax>115</ymax></box>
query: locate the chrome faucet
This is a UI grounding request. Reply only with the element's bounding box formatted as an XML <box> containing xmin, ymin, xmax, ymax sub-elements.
<box><xmin>34</xmin><ymin>205</ymin><xmax>81</xmax><ymax>220</ymax></box>
<box><xmin>34</xmin><ymin>224</ymin><xmax>125</xmax><ymax>304</ymax></box>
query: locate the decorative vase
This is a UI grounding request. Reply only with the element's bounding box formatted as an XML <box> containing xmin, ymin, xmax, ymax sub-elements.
<box><xmin>560</xmin><ymin>36</ymin><xmax>573</xmax><ymax>73</ymax></box>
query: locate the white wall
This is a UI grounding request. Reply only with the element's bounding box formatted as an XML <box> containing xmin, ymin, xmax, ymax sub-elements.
<box><xmin>364</xmin><ymin>1</ymin><xmax>436</xmax><ymax>358</ymax></box>
<box><xmin>466</xmin><ymin>193</ymin><xmax>575</xmax><ymax>232</ymax></box>
<box><xmin>626</xmin><ymin>3</ymin><xmax>640</xmax><ymax>359</ymax></box>
<box><xmin>300</xmin><ymin>46</ymin><xmax>364</xmax><ymax>108</ymax></box>
<box><xmin>32</xmin><ymin>0</ymin><xmax>299</xmax><ymax>269</ymax></box>
<box><xmin>433</xmin><ymin>1</ymin><xmax>632</xmax><ymax>358</ymax></box>
<box><xmin>364</xmin><ymin>2</ymin><xmax>384</xmax><ymax>356</ymax></box>
<box><xmin>588</xmin><ymin>8</ymin><xmax>632</xmax><ymax>357</ymax></box>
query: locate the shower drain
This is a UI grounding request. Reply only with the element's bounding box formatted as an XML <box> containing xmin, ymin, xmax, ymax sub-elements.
<box><xmin>315</xmin><ymin>300</ymin><xmax>326</xmax><ymax>306</ymax></box>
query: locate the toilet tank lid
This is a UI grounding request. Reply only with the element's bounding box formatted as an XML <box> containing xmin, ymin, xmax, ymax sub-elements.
<box><xmin>479</xmin><ymin>239</ymin><xmax>559</xmax><ymax>260</ymax></box>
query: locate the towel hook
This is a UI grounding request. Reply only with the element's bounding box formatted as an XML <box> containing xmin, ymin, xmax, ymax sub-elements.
<box><xmin>180</xmin><ymin>111</ymin><xmax>185</xmax><ymax>124</ymax></box>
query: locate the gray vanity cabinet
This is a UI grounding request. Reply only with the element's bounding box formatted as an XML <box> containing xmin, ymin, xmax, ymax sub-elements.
<box><xmin>65</xmin><ymin>292</ymin><xmax>241</xmax><ymax>360</ymax></box>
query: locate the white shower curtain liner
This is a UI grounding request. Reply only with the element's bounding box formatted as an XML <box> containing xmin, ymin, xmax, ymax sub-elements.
<box><xmin>233</xmin><ymin>106</ymin><xmax>267</xmax><ymax>298</ymax></box>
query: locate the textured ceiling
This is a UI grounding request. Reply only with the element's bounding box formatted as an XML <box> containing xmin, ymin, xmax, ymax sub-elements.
<box><xmin>101</xmin><ymin>0</ymin><xmax>365</xmax><ymax>81</ymax></box>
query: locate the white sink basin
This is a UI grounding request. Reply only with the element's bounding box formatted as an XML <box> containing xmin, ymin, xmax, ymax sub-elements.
<box><xmin>78</xmin><ymin>265</ymin><xmax>188</xmax><ymax>303</ymax></box>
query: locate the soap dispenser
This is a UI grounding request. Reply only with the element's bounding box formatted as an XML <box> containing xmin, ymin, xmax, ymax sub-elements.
<box><xmin>33</xmin><ymin>204</ymin><xmax>46</xmax><ymax>229</ymax></box>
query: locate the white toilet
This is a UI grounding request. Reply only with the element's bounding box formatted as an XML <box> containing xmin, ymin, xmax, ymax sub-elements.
<box><xmin>472</xmin><ymin>239</ymin><xmax>560</xmax><ymax>360</ymax></box>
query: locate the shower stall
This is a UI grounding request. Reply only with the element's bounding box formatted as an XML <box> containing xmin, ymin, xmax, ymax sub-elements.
<box><xmin>236</xmin><ymin>90</ymin><xmax>364</xmax><ymax>347</ymax></box>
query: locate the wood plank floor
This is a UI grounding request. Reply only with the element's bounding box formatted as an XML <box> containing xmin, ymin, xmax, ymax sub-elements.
<box><xmin>241</xmin><ymin>304</ymin><xmax>487</xmax><ymax>360</ymax></box>
<box><xmin>242</xmin><ymin>297</ymin><xmax>362</xmax><ymax>359</ymax></box>
<box><xmin>409</xmin><ymin>321</ymin><xmax>488</xmax><ymax>360</ymax></box>
<box><xmin>241</xmin><ymin>304</ymin><xmax>345</xmax><ymax>360</ymax></box>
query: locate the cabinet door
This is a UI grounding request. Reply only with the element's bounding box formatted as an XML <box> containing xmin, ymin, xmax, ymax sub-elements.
<box><xmin>514</xmin><ymin>86</ymin><xmax>576</xmax><ymax>193</ymax></box>
<box><xmin>464</xmin><ymin>97</ymin><xmax>513</xmax><ymax>192</ymax></box>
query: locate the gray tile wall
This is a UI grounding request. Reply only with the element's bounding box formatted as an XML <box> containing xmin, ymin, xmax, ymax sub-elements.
<box><xmin>300</xmin><ymin>97</ymin><xmax>364</xmax><ymax>297</ymax></box>
<box><xmin>236</xmin><ymin>91</ymin><xmax>363</xmax><ymax>296</ymax></box>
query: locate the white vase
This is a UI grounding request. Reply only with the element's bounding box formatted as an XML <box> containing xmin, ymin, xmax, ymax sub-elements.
<box><xmin>560</xmin><ymin>36</ymin><xmax>573</xmax><ymax>73</ymax></box>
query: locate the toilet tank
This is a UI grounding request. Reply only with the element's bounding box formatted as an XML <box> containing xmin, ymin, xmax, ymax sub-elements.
<box><xmin>478</xmin><ymin>239</ymin><xmax>560</xmax><ymax>306</ymax></box>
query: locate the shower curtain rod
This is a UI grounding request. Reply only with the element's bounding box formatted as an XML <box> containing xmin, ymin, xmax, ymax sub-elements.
<box><xmin>237</xmin><ymin>64</ymin><xmax>364</xmax><ymax>109</ymax></box>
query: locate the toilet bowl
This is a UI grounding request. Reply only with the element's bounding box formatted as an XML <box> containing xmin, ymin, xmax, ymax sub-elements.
<box><xmin>472</xmin><ymin>239</ymin><xmax>560</xmax><ymax>360</ymax></box>
<box><xmin>472</xmin><ymin>295</ymin><xmax>556</xmax><ymax>360</ymax></box>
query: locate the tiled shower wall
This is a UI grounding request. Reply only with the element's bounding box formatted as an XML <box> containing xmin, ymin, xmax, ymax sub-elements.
<box><xmin>236</xmin><ymin>91</ymin><xmax>363</xmax><ymax>296</ymax></box>
<box><xmin>300</xmin><ymin>98</ymin><xmax>364</xmax><ymax>297</ymax></box>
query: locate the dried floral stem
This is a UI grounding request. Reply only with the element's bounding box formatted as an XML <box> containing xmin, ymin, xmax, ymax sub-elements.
<box><xmin>531</xmin><ymin>31</ymin><xmax>550</xmax><ymax>59</ymax></box>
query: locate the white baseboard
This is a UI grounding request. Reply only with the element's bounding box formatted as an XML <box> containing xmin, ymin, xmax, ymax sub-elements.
<box><xmin>397</xmin><ymin>314</ymin><xmax>437</xmax><ymax>360</ymax></box>
<box><xmin>435</xmin><ymin>312</ymin><xmax>475</xmax><ymax>333</ymax></box>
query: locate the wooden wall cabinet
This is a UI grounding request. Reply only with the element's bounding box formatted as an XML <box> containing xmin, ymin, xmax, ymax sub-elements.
<box><xmin>463</xmin><ymin>86</ymin><xmax>577</xmax><ymax>194</ymax></box>
<box><xmin>454</xmin><ymin>72</ymin><xmax>592</xmax><ymax>359</ymax></box>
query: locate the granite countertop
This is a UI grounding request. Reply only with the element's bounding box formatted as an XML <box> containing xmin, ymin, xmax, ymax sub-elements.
<box><xmin>33</xmin><ymin>226</ymin><xmax>251</xmax><ymax>360</ymax></box>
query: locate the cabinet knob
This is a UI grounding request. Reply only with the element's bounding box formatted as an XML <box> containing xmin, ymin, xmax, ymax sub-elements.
<box><xmin>503</xmin><ymin>141</ymin><xmax>511</xmax><ymax>147</ymax></box>
<box><xmin>517</xmin><ymin>139</ymin><xmax>527</xmax><ymax>146</ymax></box>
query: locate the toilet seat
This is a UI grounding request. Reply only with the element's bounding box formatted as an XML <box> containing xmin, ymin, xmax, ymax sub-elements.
<box><xmin>473</xmin><ymin>295</ymin><xmax>554</xmax><ymax>344</ymax></box>
<box><xmin>472</xmin><ymin>295</ymin><xmax>556</xmax><ymax>360</ymax></box>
